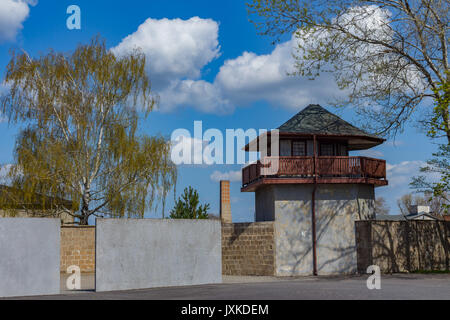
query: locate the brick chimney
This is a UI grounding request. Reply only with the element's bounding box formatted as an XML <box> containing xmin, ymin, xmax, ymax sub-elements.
<box><xmin>220</xmin><ymin>180</ymin><xmax>232</xmax><ymax>223</ymax></box>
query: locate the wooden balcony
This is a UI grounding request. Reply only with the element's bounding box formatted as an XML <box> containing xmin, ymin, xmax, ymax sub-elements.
<box><xmin>242</xmin><ymin>156</ymin><xmax>388</xmax><ymax>191</ymax></box>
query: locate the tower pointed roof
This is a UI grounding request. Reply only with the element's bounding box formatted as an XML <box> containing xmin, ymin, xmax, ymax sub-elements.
<box><xmin>245</xmin><ymin>104</ymin><xmax>385</xmax><ymax>151</ymax></box>
<box><xmin>278</xmin><ymin>104</ymin><xmax>378</xmax><ymax>138</ymax></box>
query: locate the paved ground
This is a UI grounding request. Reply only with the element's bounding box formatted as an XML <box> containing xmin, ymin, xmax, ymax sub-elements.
<box><xmin>8</xmin><ymin>273</ymin><xmax>450</xmax><ymax>300</ymax></box>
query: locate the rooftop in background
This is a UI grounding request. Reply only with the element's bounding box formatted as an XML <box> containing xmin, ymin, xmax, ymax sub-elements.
<box><xmin>376</xmin><ymin>213</ymin><xmax>440</xmax><ymax>221</ymax></box>
<box><xmin>0</xmin><ymin>185</ymin><xmax>74</xmax><ymax>210</ymax></box>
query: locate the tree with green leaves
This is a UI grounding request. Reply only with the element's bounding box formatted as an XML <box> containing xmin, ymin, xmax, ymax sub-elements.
<box><xmin>248</xmin><ymin>0</ymin><xmax>449</xmax><ymax>143</ymax></box>
<box><xmin>0</xmin><ymin>37</ymin><xmax>177</xmax><ymax>225</ymax></box>
<box><xmin>170</xmin><ymin>186</ymin><xmax>210</xmax><ymax>219</ymax></box>
<box><xmin>411</xmin><ymin>144</ymin><xmax>450</xmax><ymax>214</ymax></box>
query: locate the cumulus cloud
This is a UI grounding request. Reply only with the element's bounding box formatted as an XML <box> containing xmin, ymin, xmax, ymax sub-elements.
<box><xmin>111</xmin><ymin>17</ymin><xmax>220</xmax><ymax>88</ymax></box>
<box><xmin>160</xmin><ymin>35</ymin><xmax>346</xmax><ymax>113</ymax></box>
<box><xmin>158</xmin><ymin>79</ymin><xmax>232</xmax><ymax>114</ymax></box>
<box><xmin>210</xmin><ymin>170</ymin><xmax>241</xmax><ymax>182</ymax></box>
<box><xmin>111</xmin><ymin>16</ymin><xmax>348</xmax><ymax>114</ymax></box>
<box><xmin>170</xmin><ymin>133</ymin><xmax>213</xmax><ymax>166</ymax></box>
<box><xmin>0</xmin><ymin>164</ymin><xmax>13</xmax><ymax>185</ymax></box>
<box><xmin>0</xmin><ymin>0</ymin><xmax>36</xmax><ymax>42</ymax></box>
<box><xmin>214</xmin><ymin>38</ymin><xmax>346</xmax><ymax>110</ymax></box>
<box><xmin>386</xmin><ymin>161</ymin><xmax>426</xmax><ymax>189</ymax></box>
<box><xmin>112</xmin><ymin>8</ymin><xmax>400</xmax><ymax>114</ymax></box>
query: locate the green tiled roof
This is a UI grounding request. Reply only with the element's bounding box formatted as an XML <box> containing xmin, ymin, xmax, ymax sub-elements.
<box><xmin>278</xmin><ymin>104</ymin><xmax>381</xmax><ymax>139</ymax></box>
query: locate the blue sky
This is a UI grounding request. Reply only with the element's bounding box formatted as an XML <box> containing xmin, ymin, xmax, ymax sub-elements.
<box><xmin>0</xmin><ymin>0</ymin><xmax>443</xmax><ymax>221</ymax></box>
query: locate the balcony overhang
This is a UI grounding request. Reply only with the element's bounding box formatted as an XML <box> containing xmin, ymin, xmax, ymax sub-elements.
<box><xmin>241</xmin><ymin>156</ymin><xmax>388</xmax><ymax>192</ymax></box>
<box><xmin>241</xmin><ymin>176</ymin><xmax>388</xmax><ymax>192</ymax></box>
<box><xmin>244</xmin><ymin>132</ymin><xmax>385</xmax><ymax>152</ymax></box>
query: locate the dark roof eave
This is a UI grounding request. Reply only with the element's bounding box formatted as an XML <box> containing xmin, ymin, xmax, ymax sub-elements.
<box><xmin>244</xmin><ymin>132</ymin><xmax>385</xmax><ymax>151</ymax></box>
<box><xmin>276</xmin><ymin>131</ymin><xmax>385</xmax><ymax>142</ymax></box>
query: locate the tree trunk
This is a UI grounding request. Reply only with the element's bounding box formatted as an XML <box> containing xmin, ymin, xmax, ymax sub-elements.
<box><xmin>79</xmin><ymin>192</ymin><xmax>90</xmax><ymax>225</ymax></box>
<box><xmin>79</xmin><ymin>205</ymin><xmax>89</xmax><ymax>225</ymax></box>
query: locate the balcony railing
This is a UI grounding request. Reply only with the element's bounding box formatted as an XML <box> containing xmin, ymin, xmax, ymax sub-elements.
<box><xmin>242</xmin><ymin>156</ymin><xmax>387</xmax><ymax>187</ymax></box>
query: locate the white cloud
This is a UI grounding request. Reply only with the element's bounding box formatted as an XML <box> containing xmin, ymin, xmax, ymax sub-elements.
<box><xmin>206</xmin><ymin>5</ymin><xmax>396</xmax><ymax>112</ymax></box>
<box><xmin>386</xmin><ymin>161</ymin><xmax>425</xmax><ymax>188</ymax></box>
<box><xmin>210</xmin><ymin>170</ymin><xmax>241</xmax><ymax>182</ymax></box>
<box><xmin>158</xmin><ymin>79</ymin><xmax>232</xmax><ymax>114</ymax></box>
<box><xmin>111</xmin><ymin>16</ymin><xmax>347</xmax><ymax>114</ymax></box>
<box><xmin>111</xmin><ymin>17</ymin><xmax>220</xmax><ymax>88</ymax></box>
<box><xmin>0</xmin><ymin>164</ymin><xmax>13</xmax><ymax>185</ymax></box>
<box><xmin>384</xmin><ymin>140</ymin><xmax>404</xmax><ymax>147</ymax></box>
<box><xmin>214</xmin><ymin>39</ymin><xmax>345</xmax><ymax>110</ymax></box>
<box><xmin>335</xmin><ymin>5</ymin><xmax>392</xmax><ymax>41</ymax></box>
<box><xmin>359</xmin><ymin>149</ymin><xmax>384</xmax><ymax>158</ymax></box>
<box><xmin>162</xmin><ymin>35</ymin><xmax>346</xmax><ymax>113</ymax></box>
<box><xmin>378</xmin><ymin>160</ymin><xmax>443</xmax><ymax>214</ymax></box>
<box><xmin>0</xmin><ymin>0</ymin><xmax>36</xmax><ymax>42</ymax></box>
<box><xmin>170</xmin><ymin>134</ymin><xmax>213</xmax><ymax>166</ymax></box>
<box><xmin>112</xmin><ymin>8</ymin><xmax>400</xmax><ymax>114</ymax></box>
<box><xmin>0</xmin><ymin>83</ymin><xmax>10</xmax><ymax>122</ymax></box>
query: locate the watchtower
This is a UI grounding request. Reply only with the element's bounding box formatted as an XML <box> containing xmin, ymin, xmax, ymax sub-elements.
<box><xmin>241</xmin><ymin>104</ymin><xmax>388</xmax><ymax>275</ymax></box>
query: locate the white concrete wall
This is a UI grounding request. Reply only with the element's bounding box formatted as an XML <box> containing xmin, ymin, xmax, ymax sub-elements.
<box><xmin>0</xmin><ymin>209</ymin><xmax>75</xmax><ymax>224</ymax></box>
<box><xmin>0</xmin><ymin>218</ymin><xmax>60</xmax><ymax>297</ymax></box>
<box><xmin>96</xmin><ymin>219</ymin><xmax>222</xmax><ymax>292</ymax></box>
<box><xmin>271</xmin><ymin>184</ymin><xmax>375</xmax><ymax>276</ymax></box>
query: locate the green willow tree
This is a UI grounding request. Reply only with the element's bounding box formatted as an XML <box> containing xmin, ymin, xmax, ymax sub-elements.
<box><xmin>248</xmin><ymin>0</ymin><xmax>449</xmax><ymax>143</ymax></box>
<box><xmin>169</xmin><ymin>187</ymin><xmax>210</xmax><ymax>219</ymax></box>
<box><xmin>0</xmin><ymin>38</ymin><xmax>177</xmax><ymax>225</ymax></box>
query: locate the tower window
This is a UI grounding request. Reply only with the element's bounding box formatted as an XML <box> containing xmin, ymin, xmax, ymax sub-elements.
<box><xmin>280</xmin><ymin>140</ymin><xmax>292</xmax><ymax>156</ymax></box>
<box><xmin>320</xmin><ymin>143</ymin><xmax>334</xmax><ymax>156</ymax></box>
<box><xmin>293</xmin><ymin>141</ymin><xmax>306</xmax><ymax>156</ymax></box>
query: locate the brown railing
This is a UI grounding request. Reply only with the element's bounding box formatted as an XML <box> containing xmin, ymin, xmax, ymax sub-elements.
<box><xmin>242</xmin><ymin>156</ymin><xmax>386</xmax><ymax>186</ymax></box>
<box><xmin>317</xmin><ymin>156</ymin><xmax>362</xmax><ymax>176</ymax></box>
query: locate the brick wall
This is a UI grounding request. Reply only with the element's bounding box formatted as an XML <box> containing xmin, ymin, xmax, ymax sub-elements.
<box><xmin>61</xmin><ymin>222</ymin><xmax>278</xmax><ymax>275</ymax></box>
<box><xmin>220</xmin><ymin>181</ymin><xmax>232</xmax><ymax>223</ymax></box>
<box><xmin>222</xmin><ymin>222</ymin><xmax>275</xmax><ymax>276</ymax></box>
<box><xmin>60</xmin><ymin>226</ymin><xmax>95</xmax><ymax>273</ymax></box>
<box><xmin>356</xmin><ymin>221</ymin><xmax>450</xmax><ymax>273</ymax></box>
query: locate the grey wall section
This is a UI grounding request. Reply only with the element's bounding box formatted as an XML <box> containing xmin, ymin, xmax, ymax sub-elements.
<box><xmin>269</xmin><ymin>184</ymin><xmax>374</xmax><ymax>276</ymax></box>
<box><xmin>96</xmin><ymin>219</ymin><xmax>222</xmax><ymax>292</ymax></box>
<box><xmin>272</xmin><ymin>185</ymin><xmax>314</xmax><ymax>275</ymax></box>
<box><xmin>315</xmin><ymin>184</ymin><xmax>374</xmax><ymax>274</ymax></box>
<box><xmin>0</xmin><ymin>218</ymin><xmax>60</xmax><ymax>297</ymax></box>
<box><xmin>255</xmin><ymin>185</ymin><xmax>275</xmax><ymax>221</ymax></box>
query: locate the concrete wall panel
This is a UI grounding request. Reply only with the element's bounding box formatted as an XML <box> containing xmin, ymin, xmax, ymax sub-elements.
<box><xmin>315</xmin><ymin>184</ymin><xmax>374</xmax><ymax>274</ymax></box>
<box><xmin>255</xmin><ymin>185</ymin><xmax>275</xmax><ymax>222</ymax></box>
<box><xmin>0</xmin><ymin>218</ymin><xmax>60</xmax><ymax>297</ymax></box>
<box><xmin>96</xmin><ymin>219</ymin><xmax>222</xmax><ymax>292</ymax></box>
<box><xmin>272</xmin><ymin>184</ymin><xmax>375</xmax><ymax>276</ymax></box>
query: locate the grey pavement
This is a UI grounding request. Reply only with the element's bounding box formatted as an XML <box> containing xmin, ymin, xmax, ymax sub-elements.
<box><xmin>7</xmin><ymin>273</ymin><xmax>450</xmax><ymax>300</ymax></box>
